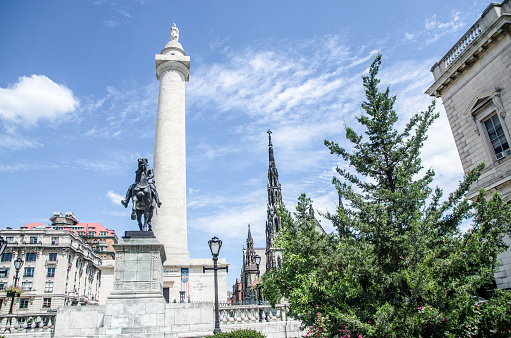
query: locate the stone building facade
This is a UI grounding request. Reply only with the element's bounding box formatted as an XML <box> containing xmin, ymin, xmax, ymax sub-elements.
<box><xmin>0</xmin><ymin>228</ymin><xmax>102</xmax><ymax>313</ymax></box>
<box><xmin>21</xmin><ymin>212</ymin><xmax>118</xmax><ymax>260</ymax></box>
<box><xmin>426</xmin><ymin>0</ymin><xmax>511</xmax><ymax>289</ymax></box>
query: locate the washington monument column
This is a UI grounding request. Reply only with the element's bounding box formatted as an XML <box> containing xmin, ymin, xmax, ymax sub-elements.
<box><xmin>153</xmin><ymin>23</ymin><xmax>190</xmax><ymax>261</ymax></box>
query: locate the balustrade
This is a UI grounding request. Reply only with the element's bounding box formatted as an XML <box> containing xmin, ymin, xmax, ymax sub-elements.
<box><xmin>0</xmin><ymin>313</ymin><xmax>55</xmax><ymax>334</ymax></box>
<box><xmin>218</xmin><ymin>303</ymin><xmax>289</xmax><ymax>325</ymax></box>
<box><xmin>444</xmin><ymin>23</ymin><xmax>482</xmax><ymax>69</ymax></box>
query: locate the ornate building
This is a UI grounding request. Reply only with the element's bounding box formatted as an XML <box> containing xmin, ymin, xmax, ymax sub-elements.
<box><xmin>21</xmin><ymin>212</ymin><xmax>118</xmax><ymax>260</ymax></box>
<box><xmin>0</xmin><ymin>228</ymin><xmax>102</xmax><ymax>314</ymax></box>
<box><xmin>265</xmin><ymin>130</ymin><xmax>284</xmax><ymax>272</ymax></box>
<box><xmin>426</xmin><ymin>0</ymin><xmax>511</xmax><ymax>289</ymax></box>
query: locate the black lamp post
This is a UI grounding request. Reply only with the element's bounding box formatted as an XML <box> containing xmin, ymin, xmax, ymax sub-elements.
<box><xmin>203</xmin><ymin>236</ymin><xmax>228</xmax><ymax>334</ymax></box>
<box><xmin>254</xmin><ymin>254</ymin><xmax>264</xmax><ymax>322</ymax></box>
<box><xmin>9</xmin><ymin>257</ymin><xmax>23</xmax><ymax>314</ymax></box>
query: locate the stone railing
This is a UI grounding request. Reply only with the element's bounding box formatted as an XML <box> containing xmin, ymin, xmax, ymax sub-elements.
<box><xmin>443</xmin><ymin>23</ymin><xmax>482</xmax><ymax>69</ymax></box>
<box><xmin>219</xmin><ymin>303</ymin><xmax>289</xmax><ymax>324</ymax></box>
<box><xmin>0</xmin><ymin>312</ymin><xmax>56</xmax><ymax>334</ymax></box>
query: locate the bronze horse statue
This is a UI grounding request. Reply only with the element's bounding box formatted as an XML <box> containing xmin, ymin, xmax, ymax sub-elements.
<box><xmin>122</xmin><ymin>158</ymin><xmax>162</xmax><ymax>231</ymax></box>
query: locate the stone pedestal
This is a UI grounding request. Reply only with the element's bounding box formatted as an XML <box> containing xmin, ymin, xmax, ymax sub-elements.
<box><xmin>107</xmin><ymin>231</ymin><xmax>166</xmax><ymax>301</ymax></box>
<box><xmin>100</xmin><ymin>231</ymin><xmax>170</xmax><ymax>337</ymax></box>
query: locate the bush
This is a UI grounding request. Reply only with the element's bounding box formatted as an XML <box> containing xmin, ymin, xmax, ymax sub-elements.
<box><xmin>205</xmin><ymin>329</ymin><xmax>265</xmax><ymax>338</ymax></box>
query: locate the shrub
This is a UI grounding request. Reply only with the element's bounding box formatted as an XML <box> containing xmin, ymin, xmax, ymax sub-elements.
<box><xmin>205</xmin><ymin>329</ymin><xmax>265</xmax><ymax>338</ymax></box>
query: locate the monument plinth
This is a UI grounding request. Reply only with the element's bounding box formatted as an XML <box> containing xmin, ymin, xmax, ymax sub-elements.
<box><xmin>107</xmin><ymin>231</ymin><xmax>166</xmax><ymax>301</ymax></box>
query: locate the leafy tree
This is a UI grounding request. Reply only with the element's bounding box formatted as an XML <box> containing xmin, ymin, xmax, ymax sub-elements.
<box><xmin>262</xmin><ymin>54</ymin><xmax>511</xmax><ymax>337</ymax></box>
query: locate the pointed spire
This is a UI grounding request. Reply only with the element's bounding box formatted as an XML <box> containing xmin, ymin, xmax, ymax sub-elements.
<box><xmin>267</xmin><ymin>129</ymin><xmax>275</xmax><ymax>164</ymax></box>
<box><xmin>247</xmin><ymin>224</ymin><xmax>253</xmax><ymax>246</ymax></box>
<box><xmin>266</xmin><ymin>129</ymin><xmax>283</xmax><ymax>272</ymax></box>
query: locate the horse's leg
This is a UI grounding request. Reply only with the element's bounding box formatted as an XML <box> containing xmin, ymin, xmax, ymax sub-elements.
<box><xmin>147</xmin><ymin>206</ymin><xmax>153</xmax><ymax>231</ymax></box>
<box><xmin>131</xmin><ymin>194</ymin><xmax>138</xmax><ymax>220</ymax></box>
<box><xmin>137</xmin><ymin>211</ymin><xmax>143</xmax><ymax>231</ymax></box>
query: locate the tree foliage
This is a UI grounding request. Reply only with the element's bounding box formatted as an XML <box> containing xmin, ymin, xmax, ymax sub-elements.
<box><xmin>262</xmin><ymin>54</ymin><xmax>511</xmax><ymax>337</ymax></box>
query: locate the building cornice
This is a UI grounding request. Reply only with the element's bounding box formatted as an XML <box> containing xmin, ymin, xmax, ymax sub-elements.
<box><xmin>427</xmin><ymin>8</ymin><xmax>511</xmax><ymax>97</ymax></box>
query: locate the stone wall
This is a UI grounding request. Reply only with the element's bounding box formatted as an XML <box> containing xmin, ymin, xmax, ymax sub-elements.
<box><xmin>54</xmin><ymin>302</ymin><xmax>303</xmax><ymax>338</ymax></box>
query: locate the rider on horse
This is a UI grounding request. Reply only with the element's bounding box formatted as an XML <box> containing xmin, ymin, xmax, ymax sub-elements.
<box><xmin>122</xmin><ymin>158</ymin><xmax>162</xmax><ymax>211</ymax></box>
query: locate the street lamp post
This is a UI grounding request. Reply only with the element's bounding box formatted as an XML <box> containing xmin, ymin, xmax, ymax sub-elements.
<box><xmin>203</xmin><ymin>236</ymin><xmax>228</xmax><ymax>334</ymax></box>
<box><xmin>254</xmin><ymin>254</ymin><xmax>263</xmax><ymax>322</ymax></box>
<box><xmin>9</xmin><ymin>257</ymin><xmax>24</xmax><ymax>314</ymax></box>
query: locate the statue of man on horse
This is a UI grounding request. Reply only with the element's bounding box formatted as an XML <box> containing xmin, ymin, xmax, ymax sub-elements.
<box><xmin>121</xmin><ymin>158</ymin><xmax>162</xmax><ymax>231</ymax></box>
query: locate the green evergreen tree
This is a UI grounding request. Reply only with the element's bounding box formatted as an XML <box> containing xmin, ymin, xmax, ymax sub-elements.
<box><xmin>262</xmin><ymin>54</ymin><xmax>511</xmax><ymax>337</ymax></box>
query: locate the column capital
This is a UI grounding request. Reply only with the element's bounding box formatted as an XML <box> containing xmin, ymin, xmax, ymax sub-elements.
<box><xmin>155</xmin><ymin>54</ymin><xmax>190</xmax><ymax>81</ymax></box>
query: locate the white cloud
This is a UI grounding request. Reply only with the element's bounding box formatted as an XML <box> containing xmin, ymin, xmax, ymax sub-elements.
<box><xmin>425</xmin><ymin>11</ymin><xmax>465</xmax><ymax>44</ymax></box>
<box><xmin>404</xmin><ymin>32</ymin><xmax>415</xmax><ymax>41</ymax></box>
<box><xmin>107</xmin><ymin>190</ymin><xmax>124</xmax><ymax>206</ymax></box>
<box><xmin>0</xmin><ymin>75</ymin><xmax>79</xmax><ymax>127</ymax></box>
<box><xmin>0</xmin><ymin>134</ymin><xmax>41</xmax><ymax>150</ymax></box>
<box><xmin>185</xmin><ymin>35</ymin><xmax>465</xmax><ymax>243</ymax></box>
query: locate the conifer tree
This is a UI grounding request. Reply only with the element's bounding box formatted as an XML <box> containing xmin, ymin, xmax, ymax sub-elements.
<box><xmin>263</xmin><ymin>54</ymin><xmax>511</xmax><ymax>337</ymax></box>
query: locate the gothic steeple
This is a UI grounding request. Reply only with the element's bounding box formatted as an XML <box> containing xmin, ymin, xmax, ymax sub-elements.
<box><xmin>265</xmin><ymin>129</ymin><xmax>284</xmax><ymax>272</ymax></box>
<box><xmin>246</xmin><ymin>224</ymin><xmax>254</xmax><ymax>249</ymax></box>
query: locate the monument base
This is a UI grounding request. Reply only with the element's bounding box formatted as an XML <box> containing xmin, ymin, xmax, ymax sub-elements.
<box><xmin>107</xmin><ymin>231</ymin><xmax>166</xmax><ymax>301</ymax></box>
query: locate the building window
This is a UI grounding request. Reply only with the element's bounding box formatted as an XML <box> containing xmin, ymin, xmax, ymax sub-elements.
<box><xmin>29</xmin><ymin>237</ymin><xmax>38</xmax><ymax>244</ymax></box>
<box><xmin>44</xmin><ymin>282</ymin><xmax>53</xmax><ymax>293</ymax></box>
<box><xmin>87</xmin><ymin>231</ymin><xmax>95</xmax><ymax>236</ymax></box>
<box><xmin>0</xmin><ymin>268</ymin><xmax>9</xmax><ymax>278</ymax></box>
<box><xmin>25</xmin><ymin>252</ymin><xmax>37</xmax><ymax>262</ymax></box>
<box><xmin>47</xmin><ymin>267</ymin><xmax>55</xmax><ymax>277</ymax></box>
<box><xmin>0</xmin><ymin>283</ymin><xmax>5</xmax><ymax>289</ymax></box>
<box><xmin>49</xmin><ymin>253</ymin><xmax>57</xmax><ymax>261</ymax></box>
<box><xmin>77</xmin><ymin>231</ymin><xmax>84</xmax><ymax>236</ymax></box>
<box><xmin>5</xmin><ymin>237</ymin><xmax>13</xmax><ymax>244</ymax></box>
<box><xmin>1</xmin><ymin>253</ymin><xmax>12</xmax><ymax>262</ymax></box>
<box><xmin>19</xmin><ymin>298</ymin><xmax>29</xmax><ymax>309</ymax></box>
<box><xmin>100</xmin><ymin>232</ymin><xmax>107</xmax><ymax>236</ymax></box>
<box><xmin>484</xmin><ymin>114</ymin><xmax>510</xmax><ymax>160</ymax></box>
<box><xmin>42</xmin><ymin>298</ymin><xmax>51</xmax><ymax>308</ymax></box>
<box><xmin>51</xmin><ymin>237</ymin><xmax>59</xmax><ymax>245</ymax></box>
<box><xmin>24</xmin><ymin>267</ymin><xmax>34</xmax><ymax>277</ymax></box>
<box><xmin>469</xmin><ymin>90</ymin><xmax>511</xmax><ymax>162</ymax></box>
<box><xmin>21</xmin><ymin>282</ymin><xmax>32</xmax><ymax>290</ymax></box>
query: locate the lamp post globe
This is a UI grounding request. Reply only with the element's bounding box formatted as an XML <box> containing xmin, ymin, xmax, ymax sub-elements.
<box><xmin>254</xmin><ymin>254</ymin><xmax>261</xmax><ymax>270</ymax></box>
<box><xmin>208</xmin><ymin>236</ymin><xmax>222</xmax><ymax>257</ymax></box>
<box><xmin>14</xmin><ymin>257</ymin><xmax>23</xmax><ymax>271</ymax></box>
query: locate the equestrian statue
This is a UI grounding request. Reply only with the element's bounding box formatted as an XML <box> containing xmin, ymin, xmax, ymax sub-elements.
<box><xmin>121</xmin><ymin>158</ymin><xmax>162</xmax><ymax>231</ymax></box>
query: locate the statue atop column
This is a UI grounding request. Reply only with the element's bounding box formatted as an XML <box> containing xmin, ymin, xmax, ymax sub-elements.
<box><xmin>121</xmin><ymin>158</ymin><xmax>162</xmax><ymax>231</ymax></box>
<box><xmin>171</xmin><ymin>23</ymin><xmax>179</xmax><ymax>42</ymax></box>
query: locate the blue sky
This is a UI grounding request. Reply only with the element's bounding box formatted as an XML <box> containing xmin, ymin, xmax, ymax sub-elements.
<box><xmin>0</xmin><ymin>0</ymin><xmax>490</xmax><ymax>289</ymax></box>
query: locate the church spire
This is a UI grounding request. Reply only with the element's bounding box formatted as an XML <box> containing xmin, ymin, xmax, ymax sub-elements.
<box><xmin>265</xmin><ymin>129</ymin><xmax>284</xmax><ymax>272</ymax></box>
<box><xmin>246</xmin><ymin>224</ymin><xmax>253</xmax><ymax>248</ymax></box>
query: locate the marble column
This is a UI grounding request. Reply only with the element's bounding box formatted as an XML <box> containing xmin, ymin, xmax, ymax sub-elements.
<box><xmin>152</xmin><ymin>25</ymin><xmax>190</xmax><ymax>261</ymax></box>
